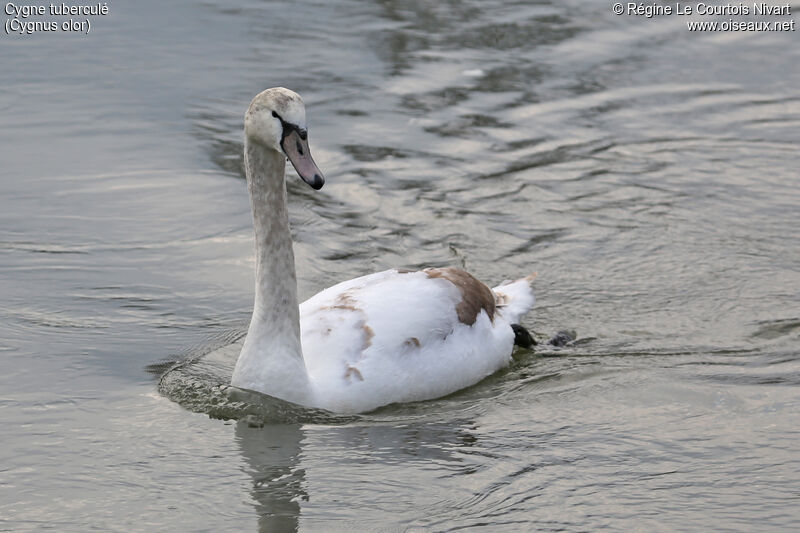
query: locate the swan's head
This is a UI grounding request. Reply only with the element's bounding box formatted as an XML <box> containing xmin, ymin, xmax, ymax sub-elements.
<box><xmin>245</xmin><ymin>87</ymin><xmax>325</xmax><ymax>190</ymax></box>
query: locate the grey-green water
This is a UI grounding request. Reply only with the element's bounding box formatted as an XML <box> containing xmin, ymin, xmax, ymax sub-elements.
<box><xmin>1</xmin><ymin>1</ymin><xmax>798</xmax><ymax>531</ymax></box>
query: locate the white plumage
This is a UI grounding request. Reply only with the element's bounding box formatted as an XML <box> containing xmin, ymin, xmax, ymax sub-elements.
<box><xmin>230</xmin><ymin>88</ymin><xmax>536</xmax><ymax>413</ymax></box>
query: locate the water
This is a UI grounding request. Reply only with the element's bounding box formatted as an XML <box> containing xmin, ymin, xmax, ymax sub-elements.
<box><xmin>1</xmin><ymin>0</ymin><xmax>798</xmax><ymax>530</ymax></box>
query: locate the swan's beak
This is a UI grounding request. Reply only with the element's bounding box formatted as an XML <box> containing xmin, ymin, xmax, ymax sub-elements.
<box><xmin>281</xmin><ymin>129</ymin><xmax>325</xmax><ymax>190</ymax></box>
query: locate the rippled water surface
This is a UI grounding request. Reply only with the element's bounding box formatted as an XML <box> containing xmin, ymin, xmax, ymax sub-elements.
<box><xmin>2</xmin><ymin>1</ymin><xmax>799</xmax><ymax>531</ymax></box>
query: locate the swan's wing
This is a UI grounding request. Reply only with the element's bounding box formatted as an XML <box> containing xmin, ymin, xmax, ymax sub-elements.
<box><xmin>300</xmin><ymin>269</ymin><xmax>464</xmax><ymax>360</ymax></box>
<box><xmin>298</xmin><ymin>268</ymin><xmax>523</xmax><ymax>412</ymax></box>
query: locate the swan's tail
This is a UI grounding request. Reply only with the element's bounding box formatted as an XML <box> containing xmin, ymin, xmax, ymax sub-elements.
<box><xmin>492</xmin><ymin>273</ymin><xmax>536</xmax><ymax>324</ymax></box>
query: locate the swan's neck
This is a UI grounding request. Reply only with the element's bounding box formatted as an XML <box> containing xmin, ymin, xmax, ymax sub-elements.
<box><xmin>231</xmin><ymin>140</ymin><xmax>313</xmax><ymax>405</ymax></box>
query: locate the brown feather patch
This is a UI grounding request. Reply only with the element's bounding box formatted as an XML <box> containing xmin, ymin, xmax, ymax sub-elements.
<box><xmin>322</xmin><ymin>290</ymin><xmax>359</xmax><ymax>312</ymax></box>
<box><xmin>344</xmin><ymin>365</ymin><xmax>364</xmax><ymax>382</ymax></box>
<box><xmin>404</xmin><ymin>337</ymin><xmax>421</xmax><ymax>348</ymax></box>
<box><xmin>424</xmin><ymin>267</ymin><xmax>495</xmax><ymax>325</ymax></box>
<box><xmin>363</xmin><ymin>324</ymin><xmax>374</xmax><ymax>349</ymax></box>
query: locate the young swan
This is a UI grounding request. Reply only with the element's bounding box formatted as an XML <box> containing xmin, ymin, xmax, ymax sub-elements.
<box><xmin>231</xmin><ymin>87</ymin><xmax>536</xmax><ymax>413</ymax></box>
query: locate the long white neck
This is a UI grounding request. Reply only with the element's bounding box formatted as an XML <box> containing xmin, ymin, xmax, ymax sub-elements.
<box><xmin>231</xmin><ymin>139</ymin><xmax>313</xmax><ymax>405</ymax></box>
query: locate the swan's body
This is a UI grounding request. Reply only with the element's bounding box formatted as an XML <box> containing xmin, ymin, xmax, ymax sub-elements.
<box><xmin>231</xmin><ymin>88</ymin><xmax>536</xmax><ymax>413</ymax></box>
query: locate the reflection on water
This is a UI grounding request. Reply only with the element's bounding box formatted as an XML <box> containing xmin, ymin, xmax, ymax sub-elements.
<box><xmin>1</xmin><ymin>0</ymin><xmax>799</xmax><ymax>530</ymax></box>
<box><xmin>237</xmin><ymin>423</ymin><xmax>306</xmax><ymax>532</ymax></box>
<box><xmin>235</xmin><ymin>413</ymin><xmax>493</xmax><ymax>532</ymax></box>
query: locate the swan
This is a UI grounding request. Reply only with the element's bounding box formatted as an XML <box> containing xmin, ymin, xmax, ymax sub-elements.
<box><xmin>231</xmin><ymin>87</ymin><xmax>537</xmax><ymax>413</ymax></box>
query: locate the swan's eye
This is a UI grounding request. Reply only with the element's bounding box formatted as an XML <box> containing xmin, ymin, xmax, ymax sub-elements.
<box><xmin>272</xmin><ymin>110</ymin><xmax>279</xmax><ymax>118</ymax></box>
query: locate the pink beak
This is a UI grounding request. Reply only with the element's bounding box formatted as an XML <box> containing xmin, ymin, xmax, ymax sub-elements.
<box><xmin>281</xmin><ymin>128</ymin><xmax>324</xmax><ymax>190</ymax></box>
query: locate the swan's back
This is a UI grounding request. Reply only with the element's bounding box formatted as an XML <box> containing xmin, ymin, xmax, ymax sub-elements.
<box><xmin>299</xmin><ymin>268</ymin><xmax>532</xmax><ymax>412</ymax></box>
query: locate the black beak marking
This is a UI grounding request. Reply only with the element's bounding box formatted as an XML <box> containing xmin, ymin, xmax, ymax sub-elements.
<box><xmin>296</xmin><ymin>139</ymin><xmax>304</xmax><ymax>156</ymax></box>
<box><xmin>272</xmin><ymin>111</ymin><xmax>306</xmax><ymax>139</ymax></box>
